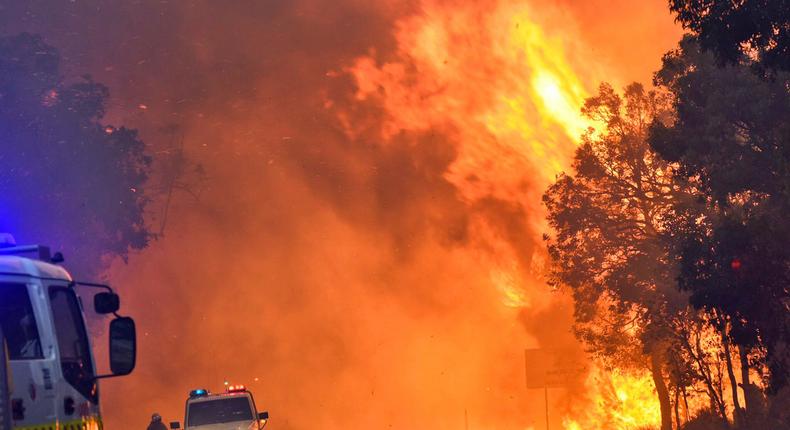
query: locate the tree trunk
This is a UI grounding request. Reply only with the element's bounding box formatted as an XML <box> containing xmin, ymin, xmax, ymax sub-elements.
<box><xmin>674</xmin><ymin>385</ymin><xmax>681</xmax><ymax>430</ymax></box>
<box><xmin>686</xmin><ymin>328</ymin><xmax>727</xmax><ymax>420</ymax></box>
<box><xmin>713</xmin><ymin>361</ymin><xmax>727</xmax><ymax>421</ymax></box>
<box><xmin>650</xmin><ymin>350</ymin><xmax>673</xmax><ymax>430</ymax></box>
<box><xmin>738</xmin><ymin>345</ymin><xmax>768</xmax><ymax>421</ymax></box>
<box><xmin>738</xmin><ymin>345</ymin><xmax>751</xmax><ymax>410</ymax></box>
<box><xmin>721</xmin><ymin>322</ymin><xmax>742</xmax><ymax>425</ymax></box>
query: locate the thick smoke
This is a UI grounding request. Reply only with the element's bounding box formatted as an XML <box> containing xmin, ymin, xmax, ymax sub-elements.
<box><xmin>0</xmin><ymin>1</ymin><xmax>680</xmax><ymax>428</ymax></box>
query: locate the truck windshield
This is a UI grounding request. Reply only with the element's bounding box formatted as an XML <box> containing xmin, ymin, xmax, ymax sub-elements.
<box><xmin>188</xmin><ymin>397</ymin><xmax>254</xmax><ymax>426</ymax></box>
<box><xmin>0</xmin><ymin>283</ymin><xmax>43</xmax><ymax>359</ymax></box>
<box><xmin>49</xmin><ymin>286</ymin><xmax>97</xmax><ymax>403</ymax></box>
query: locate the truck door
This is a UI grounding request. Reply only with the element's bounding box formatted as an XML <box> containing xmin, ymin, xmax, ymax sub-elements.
<box><xmin>47</xmin><ymin>285</ymin><xmax>101</xmax><ymax>422</ymax></box>
<box><xmin>0</xmin><ymin>281</ymin><xmax>57</xmax><ymax>427</ymax></box>
<box><xmin>0</xmin><ymin>284</ymin><xmax>43</xmax><ymax>361</ymax></box>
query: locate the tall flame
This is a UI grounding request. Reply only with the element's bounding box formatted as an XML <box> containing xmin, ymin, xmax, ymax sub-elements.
<box><xmin>349</xmin><ymin>1</ymin><xmax>595</xmax><ymax>197</ymax></box>
<box><xmin>346</xmin><ymin>0</ymin><xmax>598</xmax><ymax>315</ymax></box>
<box><xmin>564</xmin><ymin>366</ymin><xmax>662</xmax><ymax>429</ymax></box>
<box><xmin>345</xmin><ymin>0</ymin><xmax>665</xmax><ymax>428</ymax></box>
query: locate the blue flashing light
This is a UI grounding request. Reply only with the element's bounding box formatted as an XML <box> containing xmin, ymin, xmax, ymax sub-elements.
<box><xmin>189</xmin><ymin>389</ymin><xmax>209</xmax><ymax>398</ymax></box>
<box><xmin>0</xmin><ymin>233</ymin><xmax>17</xmax><ymax>248</ymax></box>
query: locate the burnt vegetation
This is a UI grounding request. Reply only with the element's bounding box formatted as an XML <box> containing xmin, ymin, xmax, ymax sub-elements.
<box><xmin>545</xmin><ymin>1</ymin><xmax>790</xmax><ymax>429</ymax></box>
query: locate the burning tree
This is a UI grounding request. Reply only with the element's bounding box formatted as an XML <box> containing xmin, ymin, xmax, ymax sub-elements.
<box><xmin>543</xmin><ymin>82</ymin><xmax>729</xmax><ymax>430</ymax></box>
<box><xmin>650</xmin><ymin>35</ymin><xmax>790</xmax><ymax>427</ymax></box>
<box><xmin>545</xmin><ymin>36</ymin><xmax>790</xmax><ymax>429</ymax></box>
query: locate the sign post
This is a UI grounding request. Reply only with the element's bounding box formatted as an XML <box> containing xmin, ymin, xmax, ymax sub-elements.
<box><xmin>525</xmin><ymin>348</ymin><xmax>587</xmax><ymax>430</ymax></box>
<box><xmin>544</xmin><ymin>386</ymin><xmax>549</xmax><ymax>430</ymax></box>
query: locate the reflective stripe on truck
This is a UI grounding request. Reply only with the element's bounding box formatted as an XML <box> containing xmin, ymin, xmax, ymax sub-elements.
<box><xmin>10</xmin><ymin>416</ymin><xmax>103</xmax><ymax>430</ymax></box>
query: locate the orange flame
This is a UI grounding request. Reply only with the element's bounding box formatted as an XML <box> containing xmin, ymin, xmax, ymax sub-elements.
<box><xmin>564</xmin><ymin>366</ymin><xmax>662</xmax><ymax>429</ymax></box>
<box><xmin>348</xmin><ymin>1</ymin><xmax>598</xmax><ymax>202</ymax></box>
<box><xmin>346</xmin><ymin>0</ymin><xmax>600</xmax><ymax>313</ymax></box>
<box><xmin>345</xmin><ymin>0</ymin><xmax>671</xmax><ymax>427</ymax></box>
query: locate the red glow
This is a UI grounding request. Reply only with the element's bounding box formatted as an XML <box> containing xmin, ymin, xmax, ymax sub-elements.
<box><xmin>226</xmin><ymin>385</ymin><xmax>246</xmax><ymax>393</ymax></box>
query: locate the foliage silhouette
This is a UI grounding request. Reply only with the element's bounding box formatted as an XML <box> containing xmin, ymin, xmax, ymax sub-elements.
<box><xmin>0</xmin><ymin>33</ymin><xmax>151</xmax><ymax>277</ymax></box>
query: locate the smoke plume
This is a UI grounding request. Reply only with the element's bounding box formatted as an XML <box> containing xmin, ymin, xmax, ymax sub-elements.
<box><xmin>0</xmin><ymin>0</ymin><xmax>681</xmax><ymax>428</ymax></box>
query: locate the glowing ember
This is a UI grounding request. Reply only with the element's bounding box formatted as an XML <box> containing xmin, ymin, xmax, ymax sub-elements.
<box><xmin>41</xmin><ymin>89</ymin><xmax>59</xmax><ymax>107</ymax></box>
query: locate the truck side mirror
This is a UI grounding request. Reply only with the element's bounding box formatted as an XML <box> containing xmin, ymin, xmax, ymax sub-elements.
<box><xmin>109</xmin><ymin>317</ymin><xmax>136</xmax><ymax>375</ymax></box>
<box><xmin>170</xmin><ymin>422</ymin><xmax>181</xmax><ymax>429</ymax></box>
<box><xmin>258</xmin><ymin>411</ymin><xmax>269</xmax><ymax>420</ymax></box>
<box><xmin>94</xmin><ymin>292</ymin><xmax>120</xmax><ymax>314</ymax></box>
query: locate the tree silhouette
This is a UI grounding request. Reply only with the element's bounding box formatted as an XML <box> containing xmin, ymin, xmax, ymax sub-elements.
<box><xmin>151</xmin><ymin>123</ymin><xmax>207</xmax><ymax>238</ymax></box>
<box><xmin>544</xmin><ymin>82</ymin><xmax>700</xmax><ymax>430</ymax></box>
<box><xmin>650</xmin><ymin>36</ymin><xmax>790</xmax><ymax>401</ymax></box>
<box><xmin>669</xmin><ymin>0</ymin><xmax>790</xmax><ymax>72</ymax></box>
<box><xmin>0</xmin><ymin>33</ymin><xmax>151</xmax><ymax>278</ymax></box>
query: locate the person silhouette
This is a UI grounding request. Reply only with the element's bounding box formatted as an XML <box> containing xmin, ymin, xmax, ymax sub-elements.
<box><xmin>147</xmin><ymin>412</ymin><xmax>167</xmax><ymax>430</ymax></box>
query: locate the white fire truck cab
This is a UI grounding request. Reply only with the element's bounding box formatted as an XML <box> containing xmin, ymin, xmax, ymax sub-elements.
<box><xmin>170</xmin><ymin>385</ymin><xmax>269</xmax><ymax>430</ymax></box>
<box><xmin>0</xmin><ymin>234</ymin><xmax>137</xmax><ymax>429</ymax></box>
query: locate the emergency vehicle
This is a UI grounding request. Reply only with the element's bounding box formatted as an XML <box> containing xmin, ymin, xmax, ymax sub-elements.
<box><xmin>169</xmin><ymin>385</ymin><xmax>269</xmax><ymax>430</ymax></box>
<box><xmin>0</xmin><ymin>234</ymin><xmax>137</xmax><ymax>429</ymax></box>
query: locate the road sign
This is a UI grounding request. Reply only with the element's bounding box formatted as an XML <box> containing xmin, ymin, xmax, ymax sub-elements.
<box><xmin>525</xmin><ymin>348</ymin><xmax>587</xmax><ymax>389</ymax></box>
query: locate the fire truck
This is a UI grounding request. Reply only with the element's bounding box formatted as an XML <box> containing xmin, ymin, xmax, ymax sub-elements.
<box><xmin>170</xmin><ymin>385</ymin><xmax>269</xmax><ymax>430</ymax></box>
<box><xmin>0</xmin><ymin>233</ymin><xmax>137</xmax><ymax>429</ymax></box>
